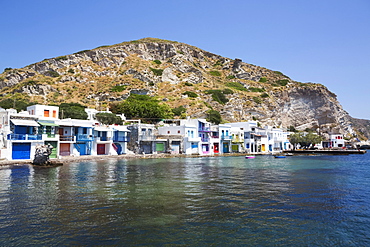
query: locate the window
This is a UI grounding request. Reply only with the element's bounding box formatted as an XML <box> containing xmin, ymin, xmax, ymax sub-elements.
<box><xmin>168</xmin><ymin>131</ymin><xmax>170</xmax><ymax>134</ymax></box>
<box><xmin>52</xmin><ymin>110</ymin><xmax>57</xmax><ymax>118</ymax></box>
<box><xmin>44</xmin><ymin>110</ymin><xmax>50</xmax><ymax>117</ymax></box>
<box><xmin>178</xmin><ymin>130</ymin><xmax>180</xmax><ymax>134</ymax></box>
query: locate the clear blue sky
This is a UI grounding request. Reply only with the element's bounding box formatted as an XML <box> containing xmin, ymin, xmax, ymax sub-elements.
<box><xmin>1</xmin><ymin>0</ymin><xmax>369</xmax><ymax>119</ymax></box>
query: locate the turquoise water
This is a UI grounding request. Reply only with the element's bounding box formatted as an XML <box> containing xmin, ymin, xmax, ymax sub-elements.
<box><xmin>0</xmin><ymin>153</ymin><xmax>369</xmax><ymax>246</ymax></box>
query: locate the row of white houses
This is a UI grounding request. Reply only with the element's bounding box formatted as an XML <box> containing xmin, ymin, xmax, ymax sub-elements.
<box><xmin>0</xmin><ymin>104</ymin><xmax>346</xmax><ymax>161</ymax></box>
<box><xmin>0</xmin><ymin>105</ymin><xmax>129</xmax><ymax>160</ymax></box>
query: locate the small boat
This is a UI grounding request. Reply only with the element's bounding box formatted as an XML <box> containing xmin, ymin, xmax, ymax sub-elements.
<box><xmin>245</xmin><ymin>156</ymin><xmax>255</xmax><ymax>159</ymax></box>
<box><xmin>274</xmin><ymin>155</ymin><xmax>286</xmax><ymax>158</ymax></box>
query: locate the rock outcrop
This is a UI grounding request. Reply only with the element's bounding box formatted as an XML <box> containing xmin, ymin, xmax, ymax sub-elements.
<box><xmin>0</xmin><ymin>37</ymin><xmax>367</xmax><ymax>140</ymax></box>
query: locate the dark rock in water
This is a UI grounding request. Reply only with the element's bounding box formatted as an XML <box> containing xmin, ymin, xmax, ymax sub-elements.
<box><xmin>33</xmin><ymin>144</ymin><xmax>55</xmax><ymax>166</ymax></box>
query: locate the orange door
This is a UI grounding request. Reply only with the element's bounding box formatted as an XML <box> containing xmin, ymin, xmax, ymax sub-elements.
<box><xmin>60</xmin><ymin>143</ymin><xmax>70</xmax><ymax>156</ymax></box>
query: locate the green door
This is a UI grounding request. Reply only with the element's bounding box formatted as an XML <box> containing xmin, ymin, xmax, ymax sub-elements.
<box><xmin>156</xmin><ymin>143</ymin><xmax>165</xmax><ymax>152</ymax></box>
<box><xmin>45</xmin><ymin>141</ymin><xmax>58</xmax><ymax>158</ymax></box>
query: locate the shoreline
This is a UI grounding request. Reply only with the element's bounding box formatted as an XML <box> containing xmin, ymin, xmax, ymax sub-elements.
<box><xmin>0</xmin><ymin>152</ymin><xmax>249</xmax><ymax>166</ymax></box>
<box><xmin>0</xmin><ymin>149</ymin><xmax>366</xmax><ymax>167</ymax></box>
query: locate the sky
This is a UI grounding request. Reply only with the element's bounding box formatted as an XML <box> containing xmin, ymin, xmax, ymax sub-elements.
<box><xmin>1</xmin><ymin>0</ymin><xmax>369</xmax><ymax>119</ymax></box>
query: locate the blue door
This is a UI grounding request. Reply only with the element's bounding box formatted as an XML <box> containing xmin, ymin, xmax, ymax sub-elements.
<box><xmin>79</xmin><ymin>143</ymin><xmax>87</xmax><ymax>155</ymax></box>
<box><xmin>12</xmin><ymin>143</ymin><xmax>31</xmax><ymax>159</ymax></box>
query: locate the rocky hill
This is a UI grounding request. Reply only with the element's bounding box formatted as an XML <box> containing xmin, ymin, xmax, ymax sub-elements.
<box><xmin>0</xmin><ymin>38</ymin><xmax>368</xmax><ymax>140</ymax></box>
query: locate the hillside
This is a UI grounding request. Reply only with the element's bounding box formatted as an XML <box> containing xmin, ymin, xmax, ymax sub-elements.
<box><xmin>0</xmin><ymin>38</ymin><xmax>368</xmax><ymax>140</ymax></box>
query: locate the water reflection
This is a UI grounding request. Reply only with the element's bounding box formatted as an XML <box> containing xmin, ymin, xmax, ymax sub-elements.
<box><xmin>0</xmin><ymin>154</ymin><xmax>369</xmax><ymax>246</ymax></box>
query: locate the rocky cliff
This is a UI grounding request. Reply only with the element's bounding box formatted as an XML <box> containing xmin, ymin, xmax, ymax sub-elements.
<box><xmin>0</xmin><ymin>38</ymin><xmax>367</xmax><ymax>140</ymax></box>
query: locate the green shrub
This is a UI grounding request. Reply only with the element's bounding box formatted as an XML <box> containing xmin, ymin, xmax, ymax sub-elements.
<box><xmin>205</xmin><ymin>90</ymin><xmax>228</xmax><ymax>104</ymax></box>
<box><xmin>213</xmin><ymin>60</ymin><xmax>222</xmax><ymax>67</ymax></box>
<box><xmin>111</xmin><ymin>85</ymin><xmax>126</xmax><ymax>92</ymax></box>
<box><xmin>177</xmin><ymin>50</ymin><xmax>184</xmax><ymax>54</ymax></box>
<box><xmin>184</xmin><ymin>82</ymin><xmax>193</xmax><ymax>86</ymax></box>
<box><xmin>273</xmin><ymin>71</ymin><xmax>290</xmax><ymax>78</ymax></box>
<box><xmin>153</xmin><ymin>60</ymin><xmax>162</xmax><ymax>65</ymax></box>
<box><xmin>55</xmin><ymin>56</ymin><xmax>68</xmax><ymax>61</ymax></box>
<box><xmin>68</xmin><ymin>69</ymin><xmax>75</xmax><ymax>74</ymax></box>
<box><xmin>182</xmin><ymin>91</ymin><xmax>198</xmax><ymax>98</ymax></box>
<box><xmin>249</xmin><ymin>87</ymin><xmax>265</xmax><ymax>92</ymax></box>
<box><xmin>172</xmin><ymin>106</ymin><xmax>186</xmax><ymax>116</ymax></box>
<box><xmin>222</xmin><ymin>88</ymin><xmax>233</xmax><ymax>94</ymax></box>
<box><xmin>45</xmin><ymin>70</ymin><xmax>60</xmax><ymax>77</ymax></box>
<box><xmin>261</xmin><ymin>93</ymin><xmax>269</xmax><ymax>98</ymax></box>
<box><xmin>259</xmin><ymin>77</ymin><xmax>267</xmax><ymax>82</ymax></box>
<box><xmin>274</xmin><ymin>71</ymin><xmax>284</xmax><ymax>76</ymax></box>
<box><xmin>253</xmin><ymin>96</ymin><xmax>262</xmax><ymax>104</ymax></box>
<box><xmin>209</xmin><ymin>70</ymin><xmax>221</xmax><ymax>76</ymax></box>
<box><xmin>26</xmin><ymin>80</ymin><xmax>38</xmax><ymax>85</ymax></box>
<box><xmin>3</xmin><ymin>68</ymin><xmax>12</xmax><ymax>73</ymax></box>
<box><xmin>150</xmin><ymin>67</ymin><xmax>163</xmax><ymax>76</ymax></box>
<box><xmin>226</xmin><ymin>75</ymin><xmax>236</xmax><ymax>79</ymax></box>
<box><xmin>226</xmin><ymin>81</ymin><xmax>247</xmax><ymax>91</ymax></box>
<box><xmin>275</xmin><ymin>79</ymin><xmax>289</xmax><ymax>86</ymax></box>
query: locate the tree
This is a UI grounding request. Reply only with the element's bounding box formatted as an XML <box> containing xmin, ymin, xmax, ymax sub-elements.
<box><xmin>0</xmin><ymin>98</ymin><xmax>33</xmax><ymax>112</ymax></box>
<box><xmin>172</xmin><ymin>106</ymin><xmax>186</xmax><ymax>117</ymax></box>
<box><xmin>110</xmin><ymin>94</ymin><xmax>173</xmax><ymax>123</ymax></box>
<box><xmin>289</xmin><ymin>133</ymin><xmax>303</xmax><ymax>149</ymax></box>
<box><xmin>302</xmin><ymin>132</ymin><xmax>324</xmax><ymax>149</ymax></box>
<box><xmin>287</xmin><ymin>125</ymin><xmax>298</xmax><ymax>132</ymax></box>
<box><xmin>59</xmin><ymin>103</ymin><xmax>88</xmax><ymax>119</ymax></box>
<box><xmin>206</xmin><ymin>109</ymin><xmax>222</xmax><ymax>125</ymax></box>
<box><xmin>96</xmin><ymin>113</ymin><xmax>123</xmax><ymax>125</ymax></box>
<box><xmin>289</xmin><ymin>132</ymin><xmax>323</xmax><ymax>150</ymax></box>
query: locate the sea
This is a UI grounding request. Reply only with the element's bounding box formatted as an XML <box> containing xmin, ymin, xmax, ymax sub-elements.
<box><xmin>0</xmin><ymin>152</ymin><xmax>369</xmax><ymax>246</ymax></box>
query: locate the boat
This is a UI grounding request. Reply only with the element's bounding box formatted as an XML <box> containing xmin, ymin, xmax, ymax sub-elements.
<box><xmin>245</xmin><ymin>156</ymin><xmax>255</xmax><ymax>159</ymax></box>
<box><xmin>274</xmin><ymin>155</ymin><xmax>286</xmax><ymax>158</ymax></box>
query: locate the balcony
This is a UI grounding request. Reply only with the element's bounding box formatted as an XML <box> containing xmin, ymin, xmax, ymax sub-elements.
<box><xmin>221</xmin><ymin>135</ymin><xmax>232</xmax><ymax>140</ymax></box>
<box><xmin>60</xmin><ymin>135</ymin><xmax>75</xmax><ymax>142</ymax></box>
<box><xmin>96</xmin><ymin>136</ymin><xmax>112</xmax><ymax>142</ymax></box>
<box><xmin>185</xmin><ymin>136</ymin><xmax>201</xmax><ymax>142</ymax></box>
<box><xmin>7</xmin><ymin>134</ymin><xmax>42</xmax><ymax>141</ymax></box>
<box><xmin>232</xmin><ymin>137</ymin><xmax>243</xmax><ymax>143</ymax></box>
<box><xmin>42</xmin><ymin>133</ymin><xmax>59</xmax><ymax>140</ymax></box>
<box><xmin>77</xmin><ymin>134</ymin><xmax>94</xmax><ymax>142</ymax></box>
<box><xmin>139</xmin><ymin>134</ymin><xmax>155</xmax><ymax>141</ymax></box>
<box><xmin>199</xmin><ymin>127</ymin><xmax>211</xmax><ymax>132</ymax></box>
<box><xmin>201</xmin><ymin>137</ymin><xmax>210</xmax><ymax>142</ymax></box>
<box><xmin>113</xmin><ymin>136</ymin><xmax>130</xmax><ymax>142</ymax></box>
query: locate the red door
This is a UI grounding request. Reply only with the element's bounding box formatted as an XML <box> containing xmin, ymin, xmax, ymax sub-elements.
<box><xmin>97</xmin><ymin>144</ymin><xmax>106</xmax><ymax>155</ymax></box>
<box><xmin>214</xmin><ymin>143</ymin><xmax>219</xmax><ymax>153</ymax></box>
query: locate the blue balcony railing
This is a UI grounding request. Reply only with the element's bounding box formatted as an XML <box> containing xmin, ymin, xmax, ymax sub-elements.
<box><xmin>221</xmin><ymin>135</ymin><xmax>232</xmax><ymax>140</ymax></box>
<box><xmin>113</xmin><ymin>136</ymin><xmax>130</xmax><ymax>142</ymax></box>
<box><xmin>199</xmin><ymin>127</ymin><xmax>211</xmax><ymax>132</ymax></box>
<box><xmin>201</xmin><ymin>137</ymin><xmax>209</xmax><ymax>142</ymax></box>
<box><xmin>77</xmin><ymin>134</ymin><xmax>94</xmax><ymax>141</ymax></box>
<box><xmin>7</xmin><ymin>134</ymin><xmax>42</xmax><ymax>141</ymax></box>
